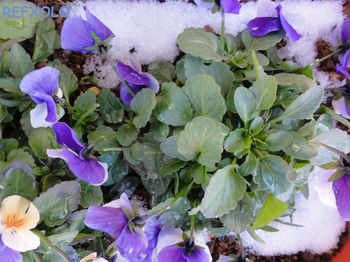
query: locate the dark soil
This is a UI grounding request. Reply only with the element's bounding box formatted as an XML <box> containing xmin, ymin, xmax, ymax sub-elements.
<box><xmin>27</xmin><ymin>0</ymin><xmax>350</xmax><ymax>261</ymax></box>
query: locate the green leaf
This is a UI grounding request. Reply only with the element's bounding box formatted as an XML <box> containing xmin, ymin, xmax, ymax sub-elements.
<box><xmin>74</xmin><ymin>90</ymin><xmax>97</xmax><ymax>114</ymax></box>
<box><xmin>160</xmin><ymin>136</ymin><xmax>185</xmax><ymax>159</ymax></box>
<box><xmin>140</xmin><ymin>172</ymin><xmax>173</xmax><ymax>196</ymax></box>
<box><xmin>33</xmin><ymin>181</ymin><xmax>81</xmax><ymax>227</ymax></box>
<box><xmin>184</xmin><ymin>55</ymin><xmax>234</xmax><ymax>97</ymax></box>
<box><xmin>276</xmin><ymin>90</ymin><xmax>299</xmax><ymax>109</ymax></box>
<box><xmin>130</xmin><ymin>88</ymin><xmax>156</xmax><ymax>128</ymax></box>
<box><xmin>28</xmin><ymin>128</ymin><xmax>59</xmax><ymax>159</ymax></box>
<box><xmin>191</xmin><ymin>164</ymin><xmax>204</xmax><ymax>184</ymax></box>
<box><xmin>0</xmin><ymin>0</ymin><xmax>44</xmax><ymax>39</ymax></box>
<box><xmin>153</xmin><ymin>82</ymin><xmax>193</xmax><ymax>126</ymax></box>
<box><xmin>183</xmin><ymin>74</ymin><xmax>226</xmax><ymax>121</ymax></box>
<box><xmin>32</xmin><ymin>17</ymin><xmax>61</xmax><ymax>63</ymax></box>
<box><xmin>6</xmin><ymin>149</ymin><xmax>35</xmax><ymax>168</ymax></box>
<box><xmin>150</xmin><ymin>119</ymin><xmax>169</xmax><ymax>142</ymax></box>
<box><xmin>280</xmin><ymin>61</ymin><xmax>301</xmax><ymax>72</ymax></box>
<box><xmin>274</xmin><ymin>73</ymin><xmax>317</xmax><ymax>93</ymax></box>
<box><xmin>1</xmin><ymin>48</ymin><xmax>11</xmax><ymax>77</ymax></box>
<box><xmin>252</xmin><ymin>194</ymin><xmax>289</xmax><ymax>229</ymax></box>
<box><xmin>177</xmin><ymin>27</ymin><xmax>229</xmax><ymax>61</ymax></box>
<box><xmin>148</xmin><ymin>61</ymin><xmax>175</xmax><ymax>84</ymax></box>
<box><xmin>67</xmin><ymin>210</ymin><xmax>88</xmax><ymax>231</ymax></box>
<box><xmin>201</xmin><ymin>165</ymin><xmax>246</xmax><ymax>217</ymax></box>
<box><xmin>0</xmin><ymin>77</ymin><xmax>22</xmax><ymax>93</ymax></box>
<box><xmin>77</xmin><ymin>179</ymin><xmax>103</xmax><ymax>208</ymax></box>
<box><xmin>9</xmin><ymin>43</ymin><xmax>34</xmax><ymax>79</ymax></box>
<box><xmin>99</xmin><ymin>155</ymin><xmax>128</xmax><ymax>186</ymax></box>
<box><xmin>253</xmin><ymin>155</ymin><xmax>293</xmax><ymax>195</ymax></box>
<box><xmin>282</xmin><ymin>132</ymin><xmax>318</xmax><ymax>160</ymax></box>
<box><xmin>247</xmin><ymin>226</ymin><xmax>266</xmax><ymax>244</ymax></box>
<box><xmin>234</xmin><ymin>86</ymin><xmax>257</xmax><ymax>125</ymax></box>
<box><xmin>177</xmin><ymin>116</ymin><xmax>224</xmax><ymax>166</ymax></box>
<box><xmin>98</xmin><ymin>89</ymin><xmax>124</xmax><ymax>123</ymax></box>
<box><xmin>45</xmin><ymin>231</ymin><xmax>79</xmax><ymax>249</ymax></box>
<box><xmin>49</xmin><ymin>59</ymin><xmax>78</xmax><ymax>98</ymax></box>
<box><xmin>43</xmin><ymin>174</ymin><xmax>61</xmax><ymax>191</ymax></box>
<box><xmin>250</xmin><ymin>76</ymin><xmax>277</xmax><ymax>111</ymax></box>
<box><xmin>265</xmin><ymin>131</ymin><xmax>293</xmax><ymax>151</ymax></box>
<box><xmin>117</xmin><ymin>123</ymin><xmax>140</xmax><ymax>146</ymax></box>
<box><xmin>237</xmin><ymin>151</ymin><xmax>257</xmax><ymax>177</ymax></box>
<box><xmin>224</xmin><ymin>128</ymin><xmax>251</xmax><ymax>156</ymax></box>
<box><xmin>159</xmin><ymin>157</ymin><xmax>186</xmax><ymax>177</ymax></box>
<box><xmin>221</xmin><ymin>193</ymin><xmax>254</xmax><ymax>233</ymax></box>
<box><xmin>249</xmin><ymin>116</ymin><xmax>264</xmax><ymax>135</ymax></box>
<box><xmin>0</xmin><ymin>138</ymin><xmax>18</xmax><ymax>155</ymax></box>
<box><xmin>242</xmin><ymin>30</ymin><xmax>285</xmax><ymax>51</ymax></box>
<box><xmin>268</xmin><ymin>86</ymin><xmax>323</xmax><ymax>124</ymax></box>
<box><xmin>43</xmin><ymin>246</ymin><xmax>77</xmax><ymax>262</ymax></box>
<box><xmin>309</xmin><ymin>129</ymin><xmax>350</xmax><ymax>165</ymax></box>
<box><xmin>0</xmin><ymin>161</ymin><xmax>39</xmax><ymax>201</ymax></box>
<box><xmin>0</xmin><ymin>105</ymin><xmax>7</xmax><ymax>123</ymax></box>
<box><xmin>315</xmin><ymin>105</ymin><xmax>350</xmax><ymax>128</ymax></box>
<box><xmin>87</xmin><ymin>126</ymin><xmax>119</xmax><ymax>156</ymax></box>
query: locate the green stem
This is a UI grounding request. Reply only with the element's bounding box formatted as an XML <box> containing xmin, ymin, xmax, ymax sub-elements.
<box><xmin>73</xmin><ymin>104</ymin><xmax>99</xmax><ymax>127</ymax></box>
<box><xmin>308</xmin><ymin>48</ymin><xmax>342</xmax><ymax>68</ymax></box>
<box><xmin>236</xmin><ymin>233</ymin><xmax>245</xmax><ymax>261</ymax></box>
<box><xmin>31</xmin><ymin>229</ymin><xmax>72</xmax><ymax>262</ymax></box>
<box><xmin>98</xmin><ymin>237</ymin><xmax>105</xmax><ymax>258</ymax></box>
<box><xmin>103</xmin><ymin>147</ymin><xmax>123</xmax><ymax>152</ymax></box>
<box><xmin>190</xmin><ymin>215</ymin><xmax>195</xmax><ymax>240</ymax></box>
<box><xmin>100</xmin><ymin>47</ymin><xmax>136</xmax><ymax>97</ymax></box>
<box><xmin>220</xmin><ymin>8</ymin><xmax>225</xmax><ymax>48</ymax></box>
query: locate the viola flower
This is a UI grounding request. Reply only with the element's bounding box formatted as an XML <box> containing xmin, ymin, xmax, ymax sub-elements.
<box><xmin>116</xmin><ymin>55</ymin><xmax>159</xmax><ymax>105</ymax></box>
<box><xmin>46</xmin><ymin>122</ymin><xmax>108</xmax><ymax>186</ymax></box>
<box><xmin>19</xmin><ymin>67</ymin><xmax>65</xmax><ymax>128</ymax></box>
<box><xmin>84</xmin><ymin>193</ymin><xmax>148</xmax><ymax>261</ymax></box>
<box><xmin>0</xmin><ymin>195</ymin><xmax>40</xmax><ymax>262</ymax></box>
<box><xmin>247</xmin><ymin>0</ymin><xmax>302</xmax><ymax>42</ymax></box>
<box><xmin>331</xmin><ymin>17</ymin><xmax>350</xmax><ymax>68</ymax></box>
<box><xmin>315</xmin><ymin>169</ymin><xmax>350</xmax><ymax>221</ymax></box>
<box><xmin>333</xmin><ymin>96</ymin><xmax>350</xmax><ymax>119</ymax></box>
<box><xmin>141</xmin><ymin>217</ymin><xmax>162</xmax><ymax>262</ymax></box>
<box><xmin>61</xmin><ymin>6</ymin><xmax>114</xmax><ymax>54</ymax></box>
<box><xmin>194</xmin><ymin>0</ymin><xmax>241</xmax><ymax>14</ymax></box>
<box><xmin>335</xmin><ymin>48</ymin><xmax>350</xmax><ymax>81</ymax></box>
<box><xmin>81</xmin><ymin>253</ymin><xmax>108</xmax><ymax>262</ymax></box>
<box><xmin>157</xmin><ymin>228</ymin><xmax>212</xmax><ymax>262</ymax></box>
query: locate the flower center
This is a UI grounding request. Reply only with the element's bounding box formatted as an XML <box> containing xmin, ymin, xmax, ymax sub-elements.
<box><xmin>2</xmin><ymin>213</ymin><xmax>25</xmax><ymax>229</ymax></box>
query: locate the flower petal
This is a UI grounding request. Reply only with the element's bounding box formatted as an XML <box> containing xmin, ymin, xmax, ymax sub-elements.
<box><xmin>115</xmin><ymin>224</ymin><xmax>148</xmax><ymax>261</ymax></box>
<box><xmin>19</xmin><ymin>67</ymin><xmax>59</xmax><ymax>97</ymax></box>
<box><xmin>158</xmin><ymin>246</ymin><xmax>186</xmax><ymax>262</ymax></box>
<box><xmin>119</xmin><ymin>82</ymin><xmax>144</xmax><ymax>105</ymax></box>
<box><xmin>0</xmin><ymin>195</ymin><xmax>40</xmax><ymax>232</ymax></box>
<box><xmin>0</xmin><ymin>237</ymin><xmax>22</xmax><ymax>262</ymax></box>
<box><xmin>217</xmin><ymin>255</ymin><xmax>234</xmax><ymax>262</ymax></box>
<box><xmin>30</xmin><ymin>104</ymin><xmax>64</xmax><ymax>128</ymax></box>
<box><xmin>116</xmin><ymin>62</ymin><xmax>150</xmax><ymax>85</ymax></box>
<box><xmin>333</xmin><ymin>173</ymin><xmax>350</xmax><ymax>221</ymax></box>
<box><xmin>257</xmin><ymin>0</ymin><xmax>277</xmax><ymax>17</ymax></box>
<box><xmin>2</xmin><ymin>228</ymin><xmax>40</xmax><ymax>252</ymax></box>
<box><xmin>331</xmin><ymin>24</ymin><xmax>342</xmax><ymax>46</ymax></box>
<box><xmin>157</xmin><ymin>228</ymin><xmax>183</xmax><ymax>253</ymax></box>
<box><xmin>182</xmin><ymin>248</ymin><xmax>211</xmax><ymax>262</ymax></box>
<box><xmin>61</xmin><ymin>15</ymin><xmax>96</xmax><ymax>54</ymax></box>
<box><xmin>84</xmin><ymin>205</ymin><xmax>128</xmax><ymax>238</ymax></box>
<box><xmin>341</xmin><ymin>17</ymin><xmax>350</xmax><ymax>44</ymax></box>
<box><xmin>277</xmin><ymin>5</ymin><xmax>301</xmax><ymax>42</ymax></box>
<box><xmin>314</xmin><ymin>169</ymin><xmax>337</xmax><ymax>208</ymax></box>
<box><xmin>333</xmin><ymin>96</ymin><xmax>350</xmax><ymax>119</ymax></box>
<box><xmin>103</xmin><ymin>193</ymin><xmax>132</xmax><ymax>212</ymax></box>
<box><xmin>62</xmin><ymin>147</ymin><xmax>108</xmax><ymax>185</ymax></box>
<box><xmin>83</xmin><ymin>6</ymin><xmax>114</xmax><ymax>42</ymax></box>
<box><xmin>144</xmin><ymin>217</ymin><xmax>162</xmax><ymax>251</ymax></box>
<box><xmin>129</xmin><ymin>55</ymin><xmax>142</xmax><ymax>74</ymax></box>
<box><xmin>52</xmin><ymin>122</ymin><xmax>85</xmax><ymax>155</ymax></box>
<box><xmin>47</xmin><ymin>149</ymin><xmax>68</xmax><ymax>161</ymax></box>
<box><xmin>247</xmin><ymin>17</ymin><xmax>281</xmax><ymax>36</ymax></box>
<box><xmin>29</xmin><ymin>92</ymin><xmax>57</xmax><ymax>122</ymax></box>
<box><xmin>336</xmin><ymin>48</ymin><xmax>350</xmax><ymax>80</ymax></box>
<box><xmin>221</xmin><ymin>0</ymin><xmax>241</xmax><ymax>15</ymax></box>
<box><xmin>142</xmin><ymin>72</ymin><xmax>160</xmax><ymax>93</ymax></box>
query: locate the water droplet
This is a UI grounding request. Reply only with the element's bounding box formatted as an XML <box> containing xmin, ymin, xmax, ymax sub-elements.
<box><xmin>291</xmin><ymin>144</ymin><xmax>301</xmax><ymax>152</ymax></box>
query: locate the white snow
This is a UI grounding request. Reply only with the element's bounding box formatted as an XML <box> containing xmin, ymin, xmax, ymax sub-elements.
<box><xmin>68</xmin><ymin>0</ymin><xmax>347</xmax><ymax>256</ymax></box>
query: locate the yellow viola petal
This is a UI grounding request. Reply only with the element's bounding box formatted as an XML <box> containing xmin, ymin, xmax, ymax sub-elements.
<box><xmin>81</xmin><ymin>252</ymin><xmax>98</xmax><ymax>262</ymax></box>
<box><xmin>0</xmin><ymin>195</ymin><xmax>40</xmax><ymax>232</ymax></box>
<box><xmin>2</xmin><ymin>227</ymin><xmax>40</xmax><ymax>252</ymax></box>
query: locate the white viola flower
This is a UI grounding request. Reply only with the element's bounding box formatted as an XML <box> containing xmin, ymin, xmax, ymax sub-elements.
<box><xmin>0</xmin><ymin>195</ymin><xmax>40</xmax><ymax>261</ymax></box>
<box><xmin>19</xmin><ymin>67</ymin><xmax>65</xmax><ymax>128</ymax></box>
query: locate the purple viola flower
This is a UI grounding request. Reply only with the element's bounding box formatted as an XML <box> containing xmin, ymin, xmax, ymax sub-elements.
<box><xmin>194</xmin><ymin>0</ymin><xmax>241</xmax><ymax>14</ymax></box>
<box><xmin>19</xmin><ymin>67</ymin><xmax>65</xmax><ymax>128</ymax></box>
<box><xmin>116</xmin><ymin>56</ymin><xmax>159</xmax><ymax>105</ymax></box>
<box><xmin>84</xmin><ymin>193</ymin><xmax>148</xmax><ymax>261</ymax></box>
<box><xmin>141</xmin><ymin>217</ymin><xmax>162</xmax><ymax>262</ymax></box>
<box><xmin>61</xmin><ymin>6</ymin><xmax>114</xmax><ymax>54</ymax></box>
<box><xmin>157</xmin><ymin>228</ymin><xmax>212</xmax><ymax>262</ymax></box>
<box><xmin>336</xmin><ymin>48</ymin><xmax>350</xmax><ymax>81</ymax></box>
<box><xmin>0</xmin><ymin>237</ymin><xmax>22</xmax><ymax>262</ymax></box>
<box><xmin>315</xmin><ymin>169</ymin><xmax>350</xmax><ymax>221</ymax></box>
<box><xmin>247</xmin><ymin>0</ymin><xmax>302</xmax><ymax>42</ymax></box>
<box><xmin>333</xmin><ymin>96</ymin><xmax>350</xmax><ymax>119</ymax></box>
<box><xmin>46</xmin><ymin>122</ymin><xmax>108</xmax><ymax>186</ymax></box>
<box><xmin>331</xmin><ymin>17</ymin><xmax>350</xmax><ymax>68</ymax></box>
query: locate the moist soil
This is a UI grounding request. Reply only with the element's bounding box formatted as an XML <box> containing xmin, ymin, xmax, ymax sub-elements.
<box><xmin>27</xmin><ymin>0</ymin><xmax>350</xmax><ymax>261</ymax></box>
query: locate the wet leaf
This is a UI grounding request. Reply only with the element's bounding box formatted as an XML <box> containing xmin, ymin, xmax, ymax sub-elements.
<box><xmin>131</xmin><ymin>88</ymin><xmax>156</xmax><ymax>128</ymax></box>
